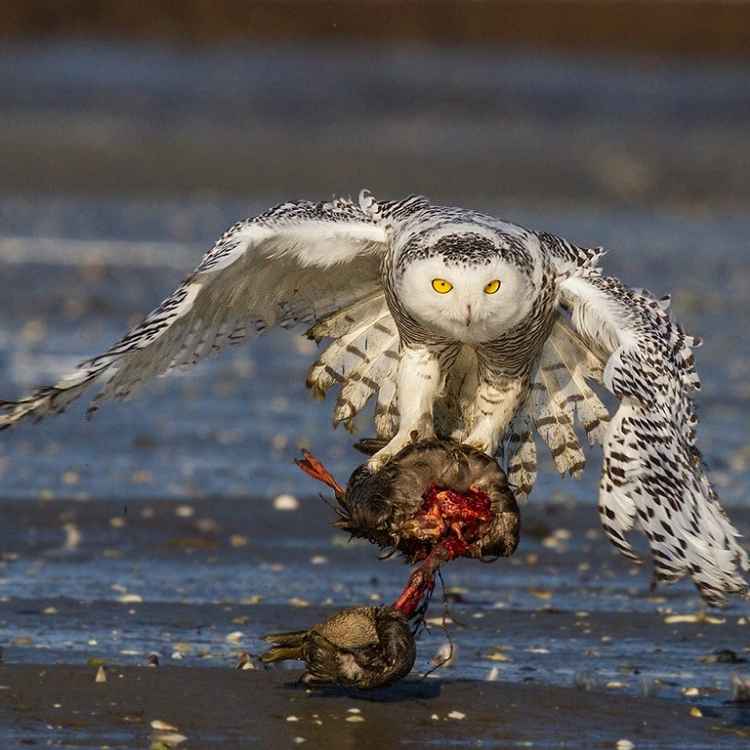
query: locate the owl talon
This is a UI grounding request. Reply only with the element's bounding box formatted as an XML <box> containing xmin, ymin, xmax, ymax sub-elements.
<box><xmin>465</xmin><ymin>439</ymin><xmax>491</xmax><ymax>456</ymax></box>
<box><xmin>368</xmin><ymin>430</ymin><xmax>424</xmax><ymax>471</ymax></box>
<box><xmin>367</xmin><ymin>451</ymin><xmax>393</xmax><ymax>472</ymax></box>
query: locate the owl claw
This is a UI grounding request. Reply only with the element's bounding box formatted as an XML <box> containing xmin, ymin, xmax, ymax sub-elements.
<box><xmin>463</xmin><ymin>431</ymin><xmax>500</xmax><ymax>457</ymax></box>
<box><xmin>465</xmin><ymin>439</ymin><xmax>491</xmax><ymax>455</ymax></box>
<box><xmin>367</xmin><ymin>431</ymin><xmax>419</xmax><ymax>471</ymax></box>
<box><xmin>367</xmin><ymin>450</ymin><xmax>393</xmax><ymax>473</ymax></box>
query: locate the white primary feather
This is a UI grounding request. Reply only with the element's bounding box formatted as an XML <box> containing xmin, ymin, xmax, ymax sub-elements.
<box><xmin>0</xmin><ymin>199</ymin><xmax>387</xmax><ymax>428</ymax></box>
<box><xmin>506</xmin><ymin>412</ymin><xmax>537</xmax><ymax>500</ymax></box>
<box><xmin>545</xmin><ymin>318</ymin><xmax>610</xmax><ymax>445</ymax></box>
<box><xmin>505</xmin><ymin>316</ymin><xmax>609</xmax><ymax>498</ymax></box>
<box><xmin>560</xmin><ymin>270</ymin><xmax>748</xmax><ymax>605</ymax></box>
<box><xmin>374</xmin><ymin>378</ymin><xmax>400</xmax><ymax>439</ymax></box>
<box><xmin>304</xmin><ymin>292</ymin><xmax>400</xmax><ymax>431</ymax></box>
<box><xmin>332</xmin><ymin>334</ymin><xmax>400</xmax><ymax>431</ymax></box>
<box><xmin>529</xmin><ymin>372</ymin><xmax>585</xmax><ymax>479</ymax></box>
<box><xmin>306</xmin><ymin>291</ymin><xmax>387</xmax><ymax>344</ymax></box>
<box><xmin>306</xmin><ymin>297</ymin><xmax>391</xmax><ymax>397</ymax></box>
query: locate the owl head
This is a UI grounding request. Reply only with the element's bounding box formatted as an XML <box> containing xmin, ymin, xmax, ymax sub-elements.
<box><xmin>395</xmin><ymin>232</ymin><xmax>535</xmax><ymax>344</ymax></box>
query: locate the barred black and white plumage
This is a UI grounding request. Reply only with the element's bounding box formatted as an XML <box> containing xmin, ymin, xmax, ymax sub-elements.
<box><xmin>1</xmin><ymin>190</ymin><xmax>746</xmax><ymax>604</ymax></box>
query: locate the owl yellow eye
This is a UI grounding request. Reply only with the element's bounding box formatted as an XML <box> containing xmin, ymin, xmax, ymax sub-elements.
<box><xmin>432</xmin><ymin>278</ymin><xmax>454</xmax><ymax>294</ymax></box>
<box><xmin>484</xmin><ymin>279</ymin><xmax>501</xmax><ymax>295</ymax></box>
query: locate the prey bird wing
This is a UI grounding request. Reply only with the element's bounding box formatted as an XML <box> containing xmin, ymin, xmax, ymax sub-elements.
<box><xmin>0</xmin><ymin>197</ymin><xmax>388</xmax><ymax>427</ymax></box>
<box><xmin>558</xmin><ymin>267</ymin><xmax>748</xmax><ymax>605</ymax></box>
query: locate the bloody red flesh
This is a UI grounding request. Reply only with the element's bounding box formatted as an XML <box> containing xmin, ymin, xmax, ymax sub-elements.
<box><xmin>391</xmin><ymin>483</ymin><xmax>494</xmax><ymax>618</ymax></box>
<box><xmin>417</xmin><ymin>483</ymin><xmax>493</xmax><ymax>548</ymax></box>
<box><xmin>391</xmin><ymin>545</ymin><xmax>446</xmax><ymax>616</ymax></box>
<box><xmin>294</xmin><ymin>451</ymin><xmax>496</xmax><ymax>621</ymax></box>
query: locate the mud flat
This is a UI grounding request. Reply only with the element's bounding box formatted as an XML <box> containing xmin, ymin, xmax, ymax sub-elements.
<box><xmin>1</xmin><ymin>497</ymin><xmax>750</xmax><ymax>747</ymax></box>
<box><xmin>3</xmin><ymin>663</ymin><xmax>750</xmax><ymax>749</ymax></box>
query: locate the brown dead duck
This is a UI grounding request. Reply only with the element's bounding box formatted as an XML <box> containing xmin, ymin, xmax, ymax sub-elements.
<box><xmin>297</xmin><ymin>437</ymin><xmax>520</xmax><ymax>617</ymax></box>
<box><xmin>261</xmin><ymin>605</ymin><xmax>415</xmax><ymax>689</ymax></box>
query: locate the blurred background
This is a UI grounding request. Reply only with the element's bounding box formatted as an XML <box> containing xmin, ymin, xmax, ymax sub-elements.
<box><xmin>0</xmin><ymin>1</ymin><xmax>748</xmax><ymax>503</ymax></box>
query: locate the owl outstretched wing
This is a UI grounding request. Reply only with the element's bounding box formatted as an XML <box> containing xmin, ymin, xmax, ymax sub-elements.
<box><xmin>0</xmin><ymin>197</ymin><xmax>388</xmax><ymax>428</ymax></box>
<box><xmin>558</xmin><ymin>267</ymin><xmax>748</xmax><ymax>605</ymax></box>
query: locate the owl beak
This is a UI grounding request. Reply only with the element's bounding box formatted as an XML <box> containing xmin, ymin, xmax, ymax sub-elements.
<box><xmin>465</xmin><ymin>305</ymin><xmax>472</xmax><ymax>327</ymax></box>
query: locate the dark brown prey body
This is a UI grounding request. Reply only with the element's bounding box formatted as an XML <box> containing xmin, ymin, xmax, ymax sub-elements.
<box><xmin>262</xmin><ymin>438</ymin><xmax>520</xmax><ymax>689</ymax></box>
<box><xmin>300</xmin><ymin>438</ymin><xmax>520</xmax><ymax>564</ymax></box>
<box><xmin>261</xmin><ymin>606</ymin><xmax>415</xmax><ymax>689</ymax></box>
<box><xmin>297</xmin><ymin>438</ymin><xmax>520</xmax><ymax>618</ymax></box>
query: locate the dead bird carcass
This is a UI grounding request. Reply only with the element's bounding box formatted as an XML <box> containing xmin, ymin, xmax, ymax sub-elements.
<box><xmin>261</xmin><ymin>605</ymin><xmax>415</xmax><ymax>689</ymax></box>
<box><xmin>297</xmin><ymin>438</ymin><xmax>520</xmax><ymax>615</ymax></box>
<box><xmin>260</xmin><ymin>438</ymin><xmax>520</xmax><ymax>689</ymax></box>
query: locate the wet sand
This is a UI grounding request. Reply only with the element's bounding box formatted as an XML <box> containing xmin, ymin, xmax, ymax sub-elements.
<box><xmin>3</xmin><ymin>663</ymin><xmax>749</xmax><ymax>749</ymax></box>
<box><xmin>2</xmin><ymin>496</ymin><xmax>750</xmax><ymax>748</ymax></box>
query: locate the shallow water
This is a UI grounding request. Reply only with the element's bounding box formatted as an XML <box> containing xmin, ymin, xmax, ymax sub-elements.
<box><xmin>2</xmin><ymin>496</ymin><xmax>750</xmax><ymax>721</ymax></box>
<box><xmin>0</xmin><ymin>39</ymin><xmax>749</xmax><ymax>748</ymax></box>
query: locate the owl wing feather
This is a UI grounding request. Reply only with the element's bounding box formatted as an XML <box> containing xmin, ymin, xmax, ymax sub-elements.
<box><xmin>559</xmin><ymin>268</ymin><xmax>748</xmax><ymax>605</ymax></box>
<box><xmin>0</xmin><ymin>198</ymin><xmax>388</xmax><ymax>429</ymax></box>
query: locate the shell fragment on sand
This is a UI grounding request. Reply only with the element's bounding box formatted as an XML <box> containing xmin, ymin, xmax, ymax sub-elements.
<box><xmin>273</xmin><ymin>494</ymin><xmax>300</xmax><ymax>511</ymax></box>
<box><xmin>150</xmin><ymin>720</ymin><xmax>179</xmax><ymax>732</ymax></box>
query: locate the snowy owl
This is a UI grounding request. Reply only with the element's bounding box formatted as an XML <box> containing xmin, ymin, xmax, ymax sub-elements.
<box><xmin>1</xmin><ymin>191</ymin><xmax>747</xmax><ymax>604</ymax></box>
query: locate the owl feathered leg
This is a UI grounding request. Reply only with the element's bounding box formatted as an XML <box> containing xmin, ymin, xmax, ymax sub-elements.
<box><xmin>463</xmin><ymin>375</ymin><xmax>527</xmax><ymax>458</ymax></box>
<box><xmin>368</xmin><ymin>347</ymin><xmax>440</xmax><ymax>471</ymax></box>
